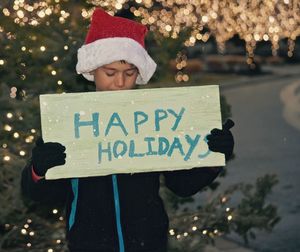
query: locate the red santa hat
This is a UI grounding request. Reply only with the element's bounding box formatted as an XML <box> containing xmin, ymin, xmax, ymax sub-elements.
<box><xmin>76</xmin><ymin>8</ymin><xmax>157</xmax><ymax>85</ymax></box>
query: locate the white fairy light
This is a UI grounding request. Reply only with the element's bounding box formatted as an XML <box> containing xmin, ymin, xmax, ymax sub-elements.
<box><xmin>169</xmin><ymin>229</ymin><xmax>175</xmax><ymax>235</ymax></box>
<box><xmin>4</xmin><ymin>125</ymin><xmax>12</xmax><ymax>131</ymax></box>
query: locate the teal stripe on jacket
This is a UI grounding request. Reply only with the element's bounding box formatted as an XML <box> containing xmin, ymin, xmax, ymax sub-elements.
<box><xmin>69</xmin><ymin>178</ymin><xmax>79</xmax><ymax>230</ymax></box>
<box><xmin>112</xmin><ymin>175</ymin><xmax>125</xmax><ymax>252</ymax></box>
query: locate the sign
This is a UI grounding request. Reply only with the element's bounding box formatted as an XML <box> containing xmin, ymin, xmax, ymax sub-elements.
<box><xmin>40</xmin><ymin>85</ymin><xmax>225</xmax><ymax>180</ymax></box>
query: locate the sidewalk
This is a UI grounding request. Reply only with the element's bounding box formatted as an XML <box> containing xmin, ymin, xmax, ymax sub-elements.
<box><xmin>204</xmin><ymin>63</ymin><xmax>300</xmax><ymax>252</ymax></box>
<box><xmin>204</xmin><ymin>237</ymin><xmax>255</xmax><ymax>252</ymax></box>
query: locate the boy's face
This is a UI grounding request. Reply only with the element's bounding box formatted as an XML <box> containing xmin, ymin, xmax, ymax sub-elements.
<box><xmin>93</xmin><ymin>61</ymin><xmax>138</xmax><ymax>91</ymax></box>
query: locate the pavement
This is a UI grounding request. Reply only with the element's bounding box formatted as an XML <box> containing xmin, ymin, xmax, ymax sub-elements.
<box><xmin>204</xmin><ymin>237</ymin><xmax>255</xmax><ymax>252</ymax></box>
<box><xmin>202</xmin><ymin>62</ymin><xmax>300</xmax><ymax>252</ymax></box>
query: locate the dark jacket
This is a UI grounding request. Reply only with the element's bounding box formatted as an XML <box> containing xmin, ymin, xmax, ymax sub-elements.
<box><xmin>21</xmin><ymin>160</ymin><xmax>221</xmax><ymax>252</ymax></box>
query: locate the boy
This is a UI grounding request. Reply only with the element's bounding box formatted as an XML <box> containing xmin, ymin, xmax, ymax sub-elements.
<box><xmin>21</xmin><ymin>8</ymin><xmax>234</xmax><ymax>252</ymax></box>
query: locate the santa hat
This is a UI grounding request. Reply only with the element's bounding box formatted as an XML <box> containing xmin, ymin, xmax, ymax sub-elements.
<box><xmin>76</xmin><ymin>8</ymin><xmax>157</xmax><ymax>85</ymax></box>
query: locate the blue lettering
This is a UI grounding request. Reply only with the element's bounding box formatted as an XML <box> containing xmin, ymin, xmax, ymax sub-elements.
<box><xmin>167</xmin><ymin>107</ymin><xmax>186</xmax><ymax>131</ymax></box>
<box><xmin>158</xmin><ymin>137</ymin><xmax>169</xmax><ymax>155</ymax></box>
<box><xmin>144</xmin><ymin>137</ymin><xmax>158</xmax><ymax>155</ymax></box>
<box><xmin>198</xmin><ymin>134</ymin><xmax>211</xmax><ymax>159</ymax></box>
<box><xmin>105</xmin><ymin>112</ymin><xmax>128</xmax><ymax>137</ymax></box>
<box><xmin>184</xmin><ymin>134</ymin><xmax>200</xmax><ymax>161</ymax></box>
<box><xmin>98</xmin><ymin>142</ymin><xmax>112</xmax><ymax>163</ymax></box>
<box><xmin>134</xmin><ymin>111</ymin><xmax>148</xmax><ymax>134</ymax></box>
<box><xmin>167</xmin><ymin>137</ymin><xmax>185</xmax><ymax>157</ymax></box>
<box><xmin>155</xmin><ymin>109</ymin><xmax>168</xmax><ymax>131</ymax></box>
<box><xmin>74</xmin><ymin>112</ymin><xmax>99</xmax><ymax>139</ymax></box>
<box><xmin>129</xmin><ymin>140</ymin><xmax>145</xmax><ymax>158</ymax></box>
<box><xmin>113</xmin><ymin>140</ymin><xmax>128</xmax><ymax>158</ymax></box>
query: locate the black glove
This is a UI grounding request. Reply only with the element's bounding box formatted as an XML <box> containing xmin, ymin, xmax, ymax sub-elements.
<box><xmin>32</xmin><ymin>137</ymin><xmax>66</xmax><ymax>176</ymax></box>
<box><xmin>207</xmin><ymin>119</ymin><xmax>235</xmax><ymax>161</ymax></box>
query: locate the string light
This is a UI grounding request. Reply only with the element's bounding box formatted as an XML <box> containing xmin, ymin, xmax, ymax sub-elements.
<box><xmin>227</xmin><ymin>215</ymin><xmax>233</xmax><ymax>221</ymax></box>
<box><xmin>3</xmin><ymin>8</ymin><xmax>10</xmax><ymax>16</ymax></box>
<box><xmin>17</xmin><ymin>10</ymin><xmax>25</xmax><ymax>18</ymax></box>
<box><xmin>221</xmin><ymin>196</ymin><xmax>227</xmax><ymax>203</ymax></box>
<box><xmin>169</xmin><ymin>229</ymin><xmax>175</xmax><ymax>235</ymax></box>
<box><xmin>13</xmin><ymin>132</ymin><xmax>20</xmax><ymax>138</ymax></box>
<box><xmin>25</xmin><ymin>135</ymin><xmax>34</xmax><ymax>143</ymax></box>
<box><xmin>3</xmin><ymin>156</ymin><xmax>11</xmax><ymax>161</ymax></box>
<box><xmin>20</xmin><ymin>150</ymin><xmax>26</xmax><ymax>156</ymax></box>
<box><xmin>7</xmin><ymin>112</ymin><xmax>13</xmax><ymax>118</ymax></box>
<box><xmin>4</xmin><ymin>125</ymin><xmax>12</xmax><ymax>131</ymax></box>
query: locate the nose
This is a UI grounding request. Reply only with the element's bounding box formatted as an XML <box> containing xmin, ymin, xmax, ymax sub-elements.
<box><xmin>114</xmin><ymin>73</ymin><xmax>125</xmax><ymax>88</ymax></box>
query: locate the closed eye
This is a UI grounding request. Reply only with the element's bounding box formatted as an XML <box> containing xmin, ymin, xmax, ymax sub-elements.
<box><xmin>125</xmin><ymin>69</ymin><xmax>138</xmax><ymax>76</ymax></box>
<box><xmin>105</xmin><ymin>72</ymin><xmax>115</xmax><ymax>77</ymax></box>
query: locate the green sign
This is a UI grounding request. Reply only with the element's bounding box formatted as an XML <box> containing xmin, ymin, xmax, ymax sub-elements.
<box><xmin>40</xmin><ymin>85</ymin><xmax>225</xmax><ymax>180</ymax></box>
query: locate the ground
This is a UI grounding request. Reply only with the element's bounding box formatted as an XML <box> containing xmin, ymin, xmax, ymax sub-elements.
<box><xmin>203</xmin><ymin>63</ymin><xmax>300</xmax><ymax>252</ymax></box>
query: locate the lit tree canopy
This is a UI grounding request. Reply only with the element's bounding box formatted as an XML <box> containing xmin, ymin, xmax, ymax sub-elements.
<box><xmin>90</xmin><ymin>0</ymin><xmax>300</xmax><ymax>57</ymax></box>
<box><xmin>1</xmin><ymin>0</ymin><xmax>299</xmax><ymax>58</ymax></box>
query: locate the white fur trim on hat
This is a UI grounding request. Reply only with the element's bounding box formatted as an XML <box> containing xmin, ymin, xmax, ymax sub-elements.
<box><xmin>76</xmin><ymin>37</ymin><xmax>157</xmax><ymax>85</ymax></box>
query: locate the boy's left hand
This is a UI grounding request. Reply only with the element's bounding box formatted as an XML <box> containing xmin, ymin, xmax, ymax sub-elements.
<box><xmin>206</xmin><ymin>119</ymin><xmax>235</xmax><ymax>161</ymax></box>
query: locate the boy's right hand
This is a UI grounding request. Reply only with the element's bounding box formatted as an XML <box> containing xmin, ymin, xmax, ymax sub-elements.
<box><xmin>32</xmin><ymin>137</ymin><xmax>66</xmax><ymax>176</ymax></box>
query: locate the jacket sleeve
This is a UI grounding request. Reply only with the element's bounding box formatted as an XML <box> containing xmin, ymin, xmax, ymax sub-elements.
<box><xmin>21</xmin><ymin>159</ymin><xmax>70</xmax><ymax>204</ymax></box>
<box><xmin>163</xmin><ymin>167</ymin><xmax>222</xmax><ymax>197</ymax></box>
